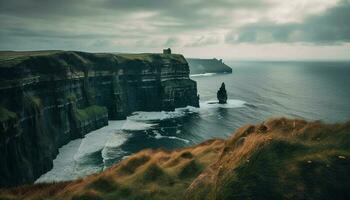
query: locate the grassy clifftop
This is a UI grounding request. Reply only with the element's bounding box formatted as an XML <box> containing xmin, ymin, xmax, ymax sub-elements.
<box><xmin>0</xmin><ymin>51</ymin><xmax>188</xmax><ymax>84</ymax></box>
<box><xmin>186</xmin><ymin>58</ymin><xmax>232</xmax><ymax>74</ymax></box>
<box><xmin>1</xmin><ymin>118</ymin><xmax>349</xmax><ymax>200</ymax></box>
<box><xmin>0</xmin><ymin>51</ymin><xmax>187</xmax><ymax>69</ymax></box>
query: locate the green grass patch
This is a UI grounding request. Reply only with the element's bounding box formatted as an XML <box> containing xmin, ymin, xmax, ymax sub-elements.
<box><xmin>29</xmin><ymin>96</ymin><xmax>41</xmax><ymax>108</ymax></box>
<box><xmin>0</xmin><ymin>106</ymin><xmax>17</xmax><ymax>122</ymax></box>
<box><xmin>76</xmin><ymin>105</ymin><xmax>107</xmax><ymax>121</ymax></box>
<box><xmin>66</xmin><ymin>94</ymin><xmax>77</xmax><ymax>102</ymax></box>
<box><xmin>116</xmin><ymin>53</ymin><xmax>186</xmax><ymax>64</ymax></box>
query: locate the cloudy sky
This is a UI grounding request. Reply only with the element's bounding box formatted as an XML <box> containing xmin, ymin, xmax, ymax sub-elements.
<box><xmin>1</xmin><ymin>0</ymin><xmax>349</xmax><ymax>60</ymax></box>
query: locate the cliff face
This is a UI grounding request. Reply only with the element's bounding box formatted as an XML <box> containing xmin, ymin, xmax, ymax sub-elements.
<box><xmin>1</xmin><ymin>118</ymin><xmax>349</xmax><ymax>200</ymax></box>
<box><xmin>0</xmin><ymin>51</ymin><xmax>199</xmax><ymax>187</ymax></box>
<box><xmin>186</xmin><ymin>58</ymin><xmax>232</xmax><ymax>74</ymax></box>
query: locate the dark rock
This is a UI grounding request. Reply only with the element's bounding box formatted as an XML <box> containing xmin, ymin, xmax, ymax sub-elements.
<box><xmin>163</xmin><ymin>48</ymin><xmax>171</xmax><ymax>54</ymax></box>
<box><xmin>217</xmin><ymin>82</ymin><xmax>228</xmax><ymax>104</ymax></box>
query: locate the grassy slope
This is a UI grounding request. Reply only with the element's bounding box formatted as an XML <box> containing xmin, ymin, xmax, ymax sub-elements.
<box><xmin>0</xmin><ymin>51</ymin><xmax>187</xmax><ymax>69</ymax></box>
<box><xmin>1</xmin><ymin>118</ymin><xmax>350</xmax><ymax>200</ymax></box>
<box><xmin>187</xmin><ymin>118</ymin><xmax>350</xmax><ymax>200</ymax></box>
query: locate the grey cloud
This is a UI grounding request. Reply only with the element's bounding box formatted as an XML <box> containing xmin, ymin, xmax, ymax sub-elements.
<box><xmin>185</xmin><ymin>36</ymin><xmax>221</xmax><ymax>47</ymax></box>
<box><xmin>227</xmin><ymin>0</ymin><xmax>350</xmax><ymax>44</ymax></box>
<box><xmin>0</xmin><ymin>0</ymin><xmax>348</xmax><ymax>52</ymax></box>
<box><xmin>164</xmin><ymin>37</ymin><xmax>181</xmax><ymax>47</ymax></box>
<box><xmin>1</xmin><ymin>0</ymin><xmax>266</xmax><ymax>51</ymax></box>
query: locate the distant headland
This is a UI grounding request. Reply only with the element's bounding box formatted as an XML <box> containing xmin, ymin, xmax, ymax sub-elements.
<box><xmin>186</xmin><ymin>58</ymin><xmax>233</xmax><ymax>75</ymax></box>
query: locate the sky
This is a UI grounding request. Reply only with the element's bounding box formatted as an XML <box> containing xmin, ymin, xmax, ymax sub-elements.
<box><xmin>0</xmin><ymin>0</ymin><xmax>350</xmax><ymax>60</ymax></box>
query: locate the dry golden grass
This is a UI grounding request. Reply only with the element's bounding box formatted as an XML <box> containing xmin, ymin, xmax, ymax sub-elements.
<box><xmin>0</xmin><ymin>138</ymin><xmax>224</xmax><ymax>200</ymax></box>
<box><xmin>1</xmin><ymin>118</ymin><xmax>349</xmax><ymax>200</ymax></box>
<box><xmin>186</xmin><ymin>118</ymin><xmax>350</xmax><ymax>200</ymax></box>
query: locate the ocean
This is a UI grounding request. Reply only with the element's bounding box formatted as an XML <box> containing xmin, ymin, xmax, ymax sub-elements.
<box><xmin>36</xmin><ymin>60</ymin><xmax>350</xmax><ymax>183</ymax></box>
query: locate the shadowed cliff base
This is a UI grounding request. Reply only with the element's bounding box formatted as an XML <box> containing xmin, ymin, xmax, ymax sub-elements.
<box><xmin>1</xmin><ymin>118</ymin><xmax>349</xmax><ymax>200</ymax></box>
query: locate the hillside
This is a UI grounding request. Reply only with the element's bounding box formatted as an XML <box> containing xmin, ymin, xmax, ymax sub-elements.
<box><xmin>186</xmin><ymin>58</ymin><xmax>232</xmax><ymax>74</ymax></box>
<box><xmin>1</xmin><ymin>118</ymin><xmax>350</xmax><ymax>200</ymax></box>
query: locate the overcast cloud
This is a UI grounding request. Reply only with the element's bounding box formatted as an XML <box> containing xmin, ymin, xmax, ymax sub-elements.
<box><xmin>0</xmin><ymin>0</ymin><xmax>349</xmax><ymax>59</ymax></box>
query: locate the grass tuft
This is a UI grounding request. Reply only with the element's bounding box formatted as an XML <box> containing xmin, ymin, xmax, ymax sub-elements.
<box><xmin>71</xmin><ymin>190</ymin><xmax>102</xmax><ymax>200</ymax></box>
<box><xmin>75</xmin><ymin>105</ymin><xmax>107</xmax><ymax>121</ymax></box>
<box><xmin>86</xmin><ymin>176</ymin><xmax>118</xmax><ymax>193</ymax></box>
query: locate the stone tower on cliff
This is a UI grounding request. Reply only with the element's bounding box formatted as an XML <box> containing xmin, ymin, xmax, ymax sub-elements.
<box><xmin>163</xmin><ymin>48</ymin><xmax>172</xmax><ymax>54</ymax></box>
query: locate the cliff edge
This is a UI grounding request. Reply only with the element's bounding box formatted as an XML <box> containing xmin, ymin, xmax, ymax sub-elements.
<box><xmin>186</xmin><ymin>58</ymin><xmax>232</xmax><ymax>74</ymax></box>
<box><xmin>1</xmin><ymin>118</ymin><xmax>349</xmax><ymax>200</ymax></box>
<box><xmin>0</xmin><ymin>51</ymin><xmax>199</xmax><ymax>187</ymax></box>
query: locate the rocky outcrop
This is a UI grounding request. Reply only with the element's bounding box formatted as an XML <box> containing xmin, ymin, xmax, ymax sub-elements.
<box><xmin>0</xmin><ymin>51</ymin><xmax>199</xmax><ymax>187</ymax></box>
<box><xmin>186</xmin><ymin>58</ymin><xmax>232</xmax><ymax>74</ymax></box>
<box><xmin>217</xmin><ymin>82</ymin><xmax>227</xmax><ymax>104</ymax></box>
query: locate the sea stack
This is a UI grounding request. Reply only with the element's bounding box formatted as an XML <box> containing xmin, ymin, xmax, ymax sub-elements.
<box><xmin>217</xmin><ymin>82</ymin><xmax>228</xmax><ymax>104</ymax></box>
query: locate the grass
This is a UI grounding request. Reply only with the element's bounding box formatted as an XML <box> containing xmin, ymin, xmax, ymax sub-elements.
<box><xmin>0</xmin><ymin>50</ymin><xmax>61</xmax><ymax>60</ymax></box>
<box><xmin>0</xmin><ymin>106</ymin><xmax>17</xmax><ymax>122</ymax></box>
<box><xmin>116</xmin><ymin>53</ymin><xmax>187</xmax><ymax>64</ymax></box>
<box><xmin>188</xmin><ymin>118</ymin><xmax>350</xmax><ymax>200</ymax></box>
<box><xmin>0</xmin><ymin>51</ymin><xmax>187</xmax><ymax>70</ymax></box>
<box><xmin>29</xmin><ymin>96</ymin><xmax>41</xmax><ymax>108</ymax></box>
<box><xmin>0</xmin><ymin>51</ymin><xmax>62</xmax><ymax>69</ymax></box>
<box><xmin>66</xmin><ymin>94</ymin><xmax>77</xmax><ymax>102</ymax></box>
<box><xmin>1</xmin><ymin>118</ymin><xmax>350</xmax><ymax>200</ymax></box>
<box><xmin>75</xmin><ymin>105</ymin><xmax>108</xmax><ymax>122</ymax></box>
<box><xmin>71</xmin><ymin>190</ymin><xmax>103</xmax><ymax>200</ymax></box>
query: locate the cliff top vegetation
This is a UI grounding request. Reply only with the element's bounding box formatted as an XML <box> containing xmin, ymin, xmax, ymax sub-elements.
<box><xmin>0</xmin><ymin>51</ymin><xmax>187</xmax><ymax>69</ymax></box>
<box><xmin>1</xmin><ymin>118</ymin><xmax>349</xmax><ymax>200</ymax></box>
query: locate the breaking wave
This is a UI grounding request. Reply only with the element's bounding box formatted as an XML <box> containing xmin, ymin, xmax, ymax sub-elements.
<box><xmin>200</xmin><ymin>99</ymin><xmax>246</xmax><ymax>109</ymax></box>
<box><xmin>36</xmin><ymin>120</ymin><xmax>128</xmax><ymax>183</ymax></box>
<box><xmin>190</xmin><ymin>73</ymin><xmax>217</xmax><ymax>77</ymax></box>
<box><xmin>152</xmin><ymin>130</ymin><xmax>190</xmax><ymax>143</ymax></box>
<box><xmin>127</xmin><ymin>106</ymin><xmax>198</xmax><ymax>122</ymax></box>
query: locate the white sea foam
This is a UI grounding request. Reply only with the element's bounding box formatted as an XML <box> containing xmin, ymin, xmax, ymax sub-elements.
<box><xmin>200</xmin><ymin>99</ymin><xmax>246</xmax><ymax>109</ymax></box>
<box><xmin>121</xmin><ymin>120</ymin><xmax>156</xmax><ymax>131</ymax></box>
<box><xmin>36</xmin><ymin>120</ymin><xmax>127</xmax><ymax>183</ymax></box>
<box><xmin>190</xmin><ymin>73</ymin><xmax>217</xmax><ymax>77</ymax></box>
<box><xmin>74</xmin><ymin>120</ymin><xmax>126</xmax><ymax>162</ymax></box>
<box><xmin>128</xmin><ymin>106</ymin><xmax>198</xmax><ymax>122</ymax></box>
<box><xmin>35</xmin><ymin>139</ymin><xmax>82</xmax><ymax>183</ymax></box>
<box><xmin>101</xmin><ymin>133</ymin><xmax>128</xmax><ymax>168</ymax></box>
<box><xmin>153</xmin><ymin>130</ymin><xmax>190</xmax><ymax>143</ymax></box>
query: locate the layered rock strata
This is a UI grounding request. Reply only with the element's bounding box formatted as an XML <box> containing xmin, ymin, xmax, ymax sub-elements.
<box><xmin>0</xmin><ymin>51</ymin><xmax>199</xmax><ymax>187</ymax></box>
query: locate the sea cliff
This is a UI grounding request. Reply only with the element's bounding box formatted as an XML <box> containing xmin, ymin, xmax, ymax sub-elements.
<box><xmin>186</xmin><ymin>58</ymin><xmax>232</xmax><ymax>74</ymax></box>
<box><xmin>0</xmin><ymin>51</ymin><xmax>199</xmax><ymax>187</ymax></box>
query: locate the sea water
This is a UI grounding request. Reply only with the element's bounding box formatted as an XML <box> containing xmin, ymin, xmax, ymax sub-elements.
<box><xmin>36</xmin><ymin>60</ymin><xmax>350</xmax><ymax>183</ymax></box>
